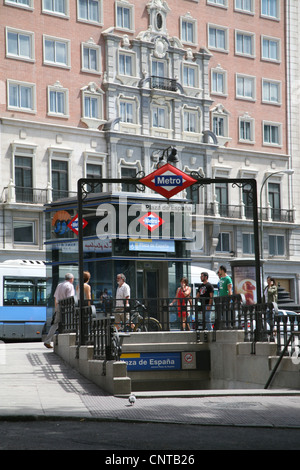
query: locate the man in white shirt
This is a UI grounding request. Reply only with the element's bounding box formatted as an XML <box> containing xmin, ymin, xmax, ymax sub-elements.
<box><xmin>115</xmin><ymin>273</ymin><xmax>130</xmax><ymax>326</ymax></box>
<box><xmin>44</xmin><ymin>273</ymin><xmax>75</xmax><ymax>349</ymax></box>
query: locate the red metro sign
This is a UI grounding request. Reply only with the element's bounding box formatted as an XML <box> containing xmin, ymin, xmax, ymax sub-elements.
<box><xmin>139</xmin><ymin>163</ymin><xmax>197</xmax><ymax>199</ymax></box>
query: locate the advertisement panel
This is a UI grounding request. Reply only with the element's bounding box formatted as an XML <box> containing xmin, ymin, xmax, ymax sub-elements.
<box><xmin>232</xmin><ymin>264</ymin><xmax>257</xmax><ymax>305</ymax></box>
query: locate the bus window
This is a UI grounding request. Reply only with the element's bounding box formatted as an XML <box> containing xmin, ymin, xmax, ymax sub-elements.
<box><xmin>37</xmin><ymin>280</ymin><xmax>47</xmax><ymax>305</ymax></box>
<box><xmin>4</xmin><ymin>279</ymin><xmax>35</xmax><ymax>305</ymax></box>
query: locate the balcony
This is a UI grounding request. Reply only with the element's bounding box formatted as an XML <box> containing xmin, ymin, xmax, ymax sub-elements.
<box><xmin>203</xmin><ymin>202</ymin><xmax>295</xmax><ymax>223</ymax></box>
<box><xmin>150</xmin><ymin>76</ymin><xmax>178</xmax><ymax>92</ymax></box>
<box><xmin>1</xmin><ymin>184</ymin><xmax>77</xmax><ymax>205</ymax></box>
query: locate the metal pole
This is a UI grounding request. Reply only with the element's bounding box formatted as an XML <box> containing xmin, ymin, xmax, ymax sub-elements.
<box><xmin>77</xmin><ymin>179</ymin><xmax>85</xmax><ymax>346</ymax></box>
<box><xmin>251</xmin><ymin>179</ymin><xmax>262</xmax><ymax>304</ymax></box>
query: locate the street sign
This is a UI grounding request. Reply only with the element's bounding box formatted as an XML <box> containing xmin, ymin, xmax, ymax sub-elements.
<box><xmin>139</xmin><ymin>163</ymin><xmax>197</xmax><ymax>199</ymax></box>
<box><xmin>67</xmin><ymin>214</ymin><xmax>88</xmax><ymax>235</ymax></box>
<box><xmin>138</xmin><ymin>211</ymin><xmax>164</xmax><ymax>232</ymax></box>
<box><xmin>120</xmin><ymin>352</ymin><xmax>181</xmax><ymax>371</ymax></box>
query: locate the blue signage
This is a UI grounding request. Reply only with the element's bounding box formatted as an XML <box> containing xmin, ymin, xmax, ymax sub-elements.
<box><xmin>154</xmin><ymin>175</ymin><xmax>183</xmax><ymax>186</ymax></box>
<box><xmin>121</xmin><ymin>352</ymin><xmax>181</xmax><ymax>371</ymax></box>
<box><xmin>129</xmin><ymin>239</ymin><xmax>175</xmax><ymax>252</ymax></box>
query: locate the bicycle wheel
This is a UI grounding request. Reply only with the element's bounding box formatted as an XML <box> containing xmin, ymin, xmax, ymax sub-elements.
<box><xmin>134</xmin><ymin>317</ymin><xmax>162</xmax><ymax>332</ymax></box>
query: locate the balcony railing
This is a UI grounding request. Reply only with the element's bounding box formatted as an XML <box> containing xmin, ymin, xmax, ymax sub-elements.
<box><xmin>1</xmin><ymin>185</ymin><xmax>77</xmax><ymax>204</ymax></box>
<box><xmin>1</xmin><ymin>185</ymin><xmax>295</xmax><ymax>224</ymax></box>
<box><xmin>203</xmin><ymin>202</ymin><xmax>295</xmax><ymax>223</ymax></box>
<box><xmin>150</xmin><ymin>76</ymin><xmax>178</xmax><ymax>92</ymax></box>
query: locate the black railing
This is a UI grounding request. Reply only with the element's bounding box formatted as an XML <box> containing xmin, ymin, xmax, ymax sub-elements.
<box><xmin>150</xmin><ymin>76</ymin><xmax>177</xmax><ymax>92</ymax></box>
<box><xmin>59</xmin><ymin>295</ymin><xmax>299</xmax><ymax>361</ymax></box>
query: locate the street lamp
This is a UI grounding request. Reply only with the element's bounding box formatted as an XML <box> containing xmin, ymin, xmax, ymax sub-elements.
<box><xmin>157</xmin><ymin>146</ymin><xmax>179</xmax><ymax>168</ymax></box>
<box><xmin>259</xmin><ymin>168</ymin><xmax>294</xmax><ymax>296</ymax></box>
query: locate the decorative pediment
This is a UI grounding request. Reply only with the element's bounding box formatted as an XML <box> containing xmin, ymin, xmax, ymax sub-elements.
<box><xmin>146</xmin><ymin>0</ymin><xmax>170</xmax><ymax>35</ymax></box>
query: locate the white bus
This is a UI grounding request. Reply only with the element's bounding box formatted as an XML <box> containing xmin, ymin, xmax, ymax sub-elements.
<box><xmin>0</xmin><ymin>260</ymin><xmax>47</xmax><ymax>340</ymax></box>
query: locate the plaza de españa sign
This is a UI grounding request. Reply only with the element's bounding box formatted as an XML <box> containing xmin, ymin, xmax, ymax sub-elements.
<box><xmin>139</xmin><ymin>163</ymin><xmax>197</xmax><ymax>199</ymax></box>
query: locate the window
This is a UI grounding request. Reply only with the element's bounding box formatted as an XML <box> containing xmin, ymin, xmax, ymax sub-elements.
<box><xmin>15</xmin><ymin>156</ymin><xmax>33</xmax><ymax>203</ymax></box>
<box><xmin>51</xmin><ymin>160</ymin><xmax>68</xmax><ymax>201</ymax></box>
<box><xmin>236</xmin><ymin>74</ymin><xmax>255</xmax><ymax>100</ymax></box>
<box><xmin>235</xmin><ymin>31</ymin><xmax>255</xmax><ymax>57</ymax></box>
<box><xmin>268</xmin><ymin>182</ymin><xmax>281</xmax><ymax>220</ymax></box>
<box><xmin>119</xmin><ymin>53</ymin><xmax>133</xmax><ymax>76</ymax></box>
<box><xmin>13</xmin><ymin>220</ymin><xmax>36</xmax><ymax>244</ymax></box>
<box><xmin>6</xmin><ymin>28</ymin><xmax>34</xmax><ymax>61</ymax></box>
<box><xmin>86</xmin><ymin>163</ymin><xmax>102</xmax><ymax>193</ymax></box>
<box><xmin>81</xmin><ymin>83</ymin><xmax>104</xmax><ymax>128</ymax></box>
<box><xmin>211</xmin><ymin>68</ymin><xmax>226</xmax><ymax>95</ymax></box>
<box><xmin>152</xmin><ymin>106</ymin><xmax>166</xmax><ymax>128</ymax></box>
<box><xmin>262</xmin><ymin>36</ymin><xmax>280</xmax><ymax>62</ymax></box>
<box><xmin>213</xmin><ymin>116</ymin><xmax>225</xmax><ymax>136</ymax></box>
<box><xmin>243</xmin><ymin>233</ymin><xmax>255</xmax><ymax>254</ymax></box>
<box><xmin>239</xmin><ymin>117</ymin><xmax>254</xmax><ymax>143</ymax></box>
<box><xmin>43</xmin><ymin>36</ymin><xmax>70</xmax><ymax>68</ymax></box>
<box><xmin>269</xmin><ymin>235</ymin><xmax>284</xmax><ymax>256</ymax></box>
<box><xmin>84</xmin><ymin>95</ymin><xmax>100</xmax><ymax>119</ymax></box>
<box><xmin>211</xmin><ymin>104</ymin><xmax>230</xmax><ymax>142</ymax></box>
<box><xmin>116</xmin><ymin>1</ymin><xmax>133</xmax><ymax>31</ymax></box>
<box><xmin>121</xmin><ymin>167</ymin><xmax>136</xmax><ymax>192</ymax></box>
<box><xmin>208</xmin><ymin>24</ymin><xmax>228</xmax><ymax>52</ymax></box>
<box><xmin>183</xmin><ymin>64</ymin><xmax>197</xmax><ymax>88</ymax></box>
<box><xmin>207</xmin><ymin>0</ymin><xmax>226</xmax><ymax>6</ymax></box>
<box><xmin>181</xmin><ymin>17</ymin><xmax>197</xmax><ymax>44</ymax></box>
<box><xmin>263</xmin><ymin>122</ymin><xmax>281</xmax><ymax>146</ymax></box>
<box><xmin>4</xmin><ymin>0</ymin><xmax>33</xmax><ymax>9</ymax></box>
<box><xmin>4</xmin><ymin>278</ymin><xmax>47</xmax><ymax>306</ymax></box>
<box><xmin>215</xmin><ymin>182</ymin><xmax>228</xmax><ymax>217</ymax></box>
<box><xmin>216</xmin><ymin>232</ymin><xmax>230</xmax><ymax>252</ymax></box>
<box><xmin>184</xmin><ymin>110</ymin><xmax>197</xmax><ymax>133</ymax></box>
<box><xmin>242</xmin><ymin>184</ymin><xmax>254</xmax><ymax>218</ymax></box>
<box><xmin>235</xmin><ymin>0</ymin><xmax>254</xmax><ymax>13</ymax></box>
<box><xmin>78</xmin><ymin>0</ymin><xmax>101</xmax><ymax>23</ymax></box>
<box><xmin>261</xmin><ymin>0</ymin><xmax>279</xmax><ymax>20</ymax></box>
<box><xmin>48</xmin><ymin>83</ymin><xmax>69</xmax><ymax>117</ymax></box>
<box><xmin>42</xmin><ymin>0</ymin><xmax>68</xmax><ymax>16</ymax></box>
<box><xmin>262</xmin><ymin>79</ymin><xmax>281</xmax><ymax>104</ymax></box>
<box><xmin>152</xmin><ymin>60</ymin><xmax>166</xmax><ymax>78</ymax></box>
<box><xmin>7</xmin><ymin>80</ymin><xmax>35</xmax><ymax>113</ymax></box>
<box><xmin>120</xmin><ymin>100</ymin><xmax>133</xmax><ymax>123</ymax></box>
<box><xmin>82</xmin><ymin>41</ymin><xmax>101</xmax><ymax>73</ymax></box>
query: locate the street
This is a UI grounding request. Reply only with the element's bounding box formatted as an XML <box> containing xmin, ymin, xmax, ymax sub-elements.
<box><xmin>0</xmin><ymin>419</ymin><xmax>299</xmax><ymax>451</ymax></box>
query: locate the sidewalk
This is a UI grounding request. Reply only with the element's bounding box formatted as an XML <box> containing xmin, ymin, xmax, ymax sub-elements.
<box><xmin>1</xmin><ymin>342</ymin><xmax>300</xmax><ymax>428</ymax></box>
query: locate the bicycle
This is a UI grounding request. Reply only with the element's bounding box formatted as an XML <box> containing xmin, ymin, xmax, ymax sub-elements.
<box><xmin>115</xmin><ymin>301</ymin><xmax>162</xmax><ymax>332</ymax></box>
<box><xmin>108</xmin><ymin>301</ymin><xmax>162</xmax><ymax>360</ymax></box>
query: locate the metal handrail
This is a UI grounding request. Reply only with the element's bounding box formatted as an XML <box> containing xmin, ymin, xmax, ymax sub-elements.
<box><xmin>264</xmin><ymin>331</ymin><xmax>300</xmax><ymax>389</ymax></box>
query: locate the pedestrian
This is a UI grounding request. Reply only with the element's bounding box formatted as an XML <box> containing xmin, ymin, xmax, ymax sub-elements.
<box><xmin>264</xmin><ymin>276</ymin><xmax>278</xmax><ymax>303</ymax></box>
<box><xmin>44</xmin><ymin>273</ymin><xmax>75</xmax><ymax>349</ymax></box>
<box><xmin>76</xmin><ymin>271</ymin><xmax>91</xmax><ymax>305</ymax></box>
<box><xmin>115</xmin><ymin>273</ymin><xmax>130</xmax><ymax>327</ymax></box>
<box><xmin>170</xmin><ymin>277</ymin><xmax>191</xmax><ymax>331</ymax></box>
<box><xmin>196</xmin><ymin>272</ymin><xmax>214</xmax><ymax>330</ymax></box>
<box><xmin>217</xmin><ymin>265</ymin><xmax>233</xmax><ymax>296</ymax></box>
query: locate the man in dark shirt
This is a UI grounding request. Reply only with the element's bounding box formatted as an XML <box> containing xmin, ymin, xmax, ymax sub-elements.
<box><xmin>196</xmin><ymin>272</ymin><xmax>214</xmax><ymax>330</ymax></box>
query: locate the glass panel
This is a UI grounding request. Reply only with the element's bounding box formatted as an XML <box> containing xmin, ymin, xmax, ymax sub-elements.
<box><xmin>55</xmin><ymin>41</ymin><xmax>67</xmax><ymax>64</ymax></box>
<box><xmin>14</xmin><ymin>221</ymin><xmax>34</xmax><ymax>243</ymax></box>
<box><xmin>19</xmin><ymin>34</ymin><xmax>30</xmax><ymax>57</ymax></box>
<box><xmin>7</xmin><ymin>32</ymin><xmax>18</xmax><ymax>55</ymax></box>
<box><xmin>9</xmin><ymin>84</ymin><xmax>18</xmax><ymax>107</ymax></box>
<box><xmin>45</xmin><ymin>39</ymin><xmax>55</xmax><ymax>62</ymax></box>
